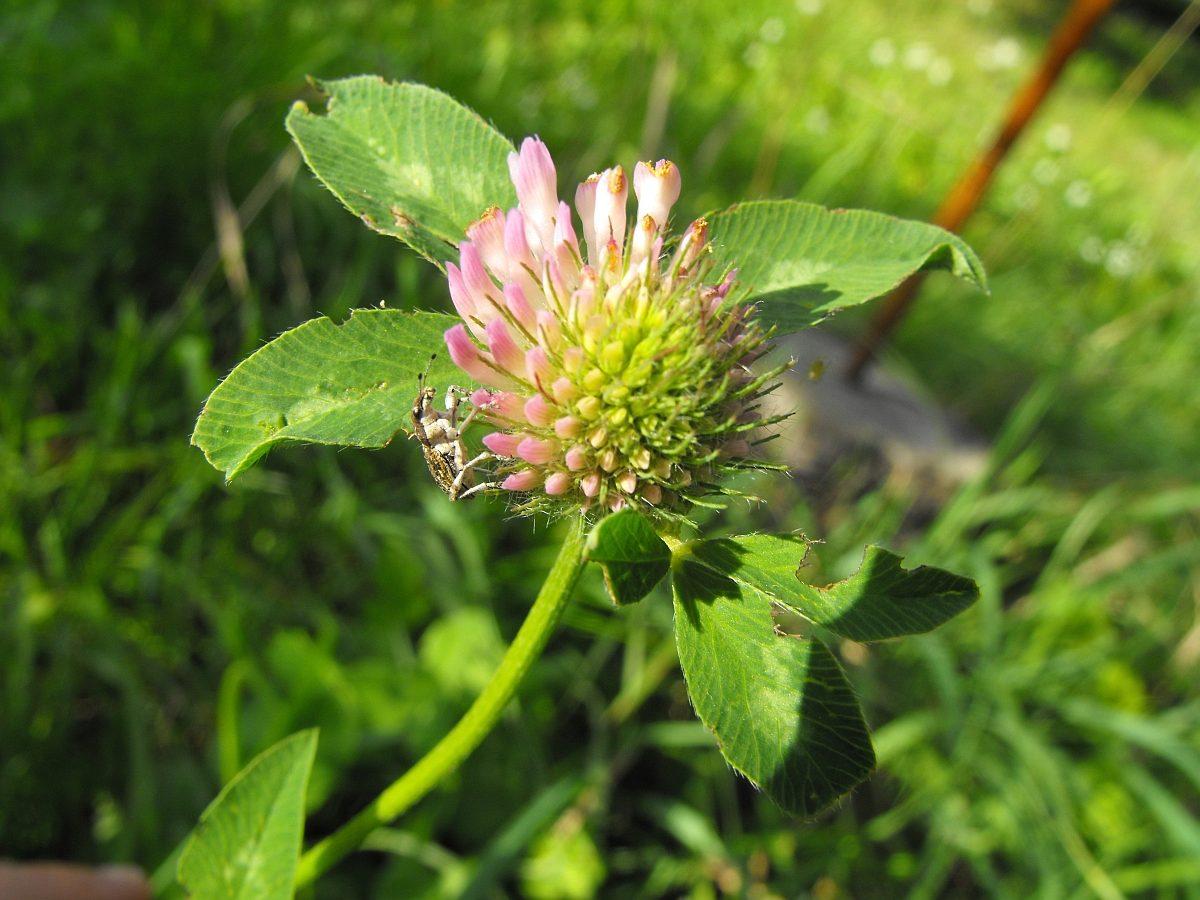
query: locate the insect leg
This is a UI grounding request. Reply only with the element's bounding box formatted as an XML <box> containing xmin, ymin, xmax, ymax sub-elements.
<box><xmin>448</xmin><ymin>451</ymin><xmax>494</xmax><ymax>501</ymax></box>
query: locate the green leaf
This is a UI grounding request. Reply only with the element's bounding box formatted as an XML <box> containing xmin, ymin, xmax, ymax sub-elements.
<box><xmin>192</xmin><ymin>309</ymin><xmax>462</xmax><ymax>481</ymax></box>
<box><xmin>584</xmin><ymin>510</ymin><xmax>671</xmax><ymax>605</ymax></box>
<box><xmin>178</xmin><ymin>730</ymin><xmax>318</xmax><ymax>900</ymax></box>
<box><xmin>714</xmin><ymin>537</ymin><xmax>979</xmax><ymax>642</ymax></box>
<box><xmin>286</xmin><ymin>77</ymin><xmax>517</xmax><ymax>266</ymax></box>
<box><xmin>706</xmin><ymin>200</ymin><xmax>987</xmax><ymax>332</ymax></box>
<box><xmin>672</xmin><ymin>541</ymin><xmax>875</xmax><ymax>818</ymax></box>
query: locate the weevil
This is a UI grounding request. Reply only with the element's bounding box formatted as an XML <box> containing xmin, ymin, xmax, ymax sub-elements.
<box><xmin>411</xmin><ymin>360</ymin><xmax>496</xmax><ymax>501</ymax></box>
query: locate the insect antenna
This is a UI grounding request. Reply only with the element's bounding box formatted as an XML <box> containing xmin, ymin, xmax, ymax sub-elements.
<box><xmin>418</xmin><ymin>353</ymin><xmax>437</xmax><ymax>390</ymax></box>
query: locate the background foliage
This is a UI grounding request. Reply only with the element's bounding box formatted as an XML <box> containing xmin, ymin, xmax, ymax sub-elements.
<box><xmin>2</xmin><ymin>0</ymin><xmax>1200</xmax><ymax>898</ymax></box>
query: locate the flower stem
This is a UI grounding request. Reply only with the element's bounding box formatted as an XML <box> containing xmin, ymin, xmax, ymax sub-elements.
<box><xmin>293</xmin><ymin>515</ymin><xmax>590</xmax><ymax>889</ymax></box>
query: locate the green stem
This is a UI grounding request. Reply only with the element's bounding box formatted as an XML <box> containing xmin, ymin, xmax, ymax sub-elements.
<box><xmin>293</xmin><ymin>515</ymin><xmax>590</xmax><ymax>889</ymax></box>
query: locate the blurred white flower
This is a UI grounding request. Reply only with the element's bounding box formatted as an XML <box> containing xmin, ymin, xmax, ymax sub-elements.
<box><xmin>796</xmin><ymin>0</ymin><xmax>823</xmax><ymax>14</ymax></box>
<box><xmin>978</xmin><ymin>37</ymin><xmax>1022</xmax><ymax>70</ymax></box>
<box><xmin>760</xmin><ymin>17</ymin><xmax>785</xmax><ymax>43</ymax></box>
<box><xmin>1032</xmin><ymin>159</ymin><xmax>1060</xmax><ymax>186</ymax></box>
<box><xmin>869</xmin><ymin>38</ymin><xmax>896</xmax><ymax>67</ymax></box>
<box><xmin>1015</xmin><ymin>183</ymin><xmax>1039</xmax><ymax>210</ymax></box>
<box><xmin>805</xmin><ymin>106</ymin><xmax>831</xmax><ymax>135</ymax></box>
<box><xmin>904</xmin><ymin>43</ymin><xmax>933</xmax><ymax>70</ymax></box>
<box><xmin>1044</xmin><ymin>123</ymin><xmax>1072</xmax><ymax>153</ymax></box>
<box><xmin>968</xmin><ymin>0</ymin><xmax>994</xmax><ymax>15</ymax></box>
<box><xmin>743</xmin><ymin>42</ymin><xmax>768</xmax><ymax>68</ymax></box>
<box><xmin>1064</xmin><ymin>180</ymin><xmax>1093</xmax><ymax>208</ymax></box>
<box><xmin>1080</xmin><ymin>236</ymin><xmax>1105</xmax><ymax>264</ymax></box>
<box><xmin>927</xmin><ymin>57</ymin><xmax>954</xmax><ymax>85</ymax></box>
<box><xmin>1106</xmin><ymin>242</ymin><xmax>1136</xmax><ymax>277</ymax></box>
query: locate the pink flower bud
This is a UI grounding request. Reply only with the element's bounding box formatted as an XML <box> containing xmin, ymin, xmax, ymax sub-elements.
<box><xmin>466</xmin><ymin>206</ymin><xmax>508</xmax><ymax>281</ymax></box>
<box><xmin>523</xmin><ymin>394</ymin><xmax>556</xmax><ymax>427</ymax></box>
<box><xmin>566</xmin><ymin>445</ymin><xmax>590</xmax><ymax>471</ymax></box>
<box><xmin>504</xmin><ymin>282</ymin><xmax>536</xmax><ymax>332</ymax></box>
<box><xmin>673</xmin><ymin>217</ymin><xmax>709</xmax><ymax>273</ymax></box>
<box><xmin>575</xmin><ymin>175</ymin><xmax>600</xmax><ymax>265</ymax></box>
<box><xmin>618</xmin><ymin>470</ymin><xmax>638</xmax><ymax>494</ymax></box>
<box><xmin>508</xmin><ymin>137</ymin><xmax>558</xmax><ymax>254</ymax></box>
<box><xmin>517</xmin><ymin>437</ymin><xmax>557</xmax><ymax>465</ymax></box>
<box><xmin>485</xmin><ymin>319</ymin><xmax>526</xmax><ymax>379</ymax></box>
<box><xmin>593</xmin><ymin>166</ymin><xmax>627</xmax><ymax>264</ymax></box>
<box><xmin>525</xmin><ymin>346</ymin><xmax>555</xmax><ymax>388</ymax></box>
<box><xmin>581</xmin><ymin>472</ymin><xmax>601</xmax><ymax>497</ymax></box>
<box><xmin>502</xmin><ymin>469</ymin><xmax>543</xmax><ymax>491</ymax></box>
<box><xmin>551</xmin><ymin>378</ymin><xmax>578</xmax><ymax>404</ymax></box>
<box><xmin>634</xmin><ymin>160</ymin><xmax>681</xmax><ymax>233</ymax></box>
<box><xmin>544</xmin><ymin>472</ymin><xmax>572</xmax><ymax>495</ymax></box>
<box><xmin>642</xmin><ymin>483</ymin><xmax>662</xmax><ymax>505</ymax></box>
<box><xmin>482</xmin><ymin>431</ymin><xmax>523</xmax><ymax>457</ymax></box>
<box><xmin>554</xmin><ymin>416</ymin><xmax>581</xmax><ymax>438</ymax></box>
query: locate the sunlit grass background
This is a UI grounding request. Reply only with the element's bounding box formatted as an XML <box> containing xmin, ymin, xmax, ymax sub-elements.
<box><xmin>3</xmin><ymin>0</ymin><xmax>1200</xmax><ymax>897</ymax></box>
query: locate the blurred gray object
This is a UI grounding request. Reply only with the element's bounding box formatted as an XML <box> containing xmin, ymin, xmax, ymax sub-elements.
<box><xmin>764</xmin><ymin>329</ymin><xmax>988</xmax><ymax>492</ymax></box>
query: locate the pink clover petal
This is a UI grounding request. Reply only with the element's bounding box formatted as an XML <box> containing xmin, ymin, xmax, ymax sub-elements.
<box><xmin>445</xmin><ymin>324</ymin><xmax>506</xmax><ymax>387</ymax></box>
<box><xmin>593</xmin><ymin>166</ymin><xmax>628</xmax><ymax>259</ymax></box>
<box><xmin>574</xmin><ymin>175</ymin><xmax>600</xmax><ymax>265</ymax></box>
<box><xmin>629</xmin><ymin>213</ymin><xmax>656</xmax><ymax>271</ymax></box>
<box><xmin>525</xmin><ymin>346</ymin><xmax>555</xmax><ymax>388</ymax></box>
<box><xmin>465</xmin><ymin>207</ymin><xmax>509</xmax><ymax>281</ymax></box>
<box><xmin>554</xmin><ymin>200</ymin><xmax>580</xmax><ymax>256</ymax></box>
<box><xmin>554</xmin><ymin>416</ymin><xmax>581</xmax><ymax>438</ymax></box>
<box><xmin>485</xmin><ymin>319</ymin><xmax>527</xmax><ymax>379</ymax></box>
<box><xmin>446</xmin><ymin>263</ymin><xmax>483</xmax><ymax>337</ymax></box>
<box><xmin>517</xmin><ymin>437</ymin><xmax>557</xmax><ymax>465</ymax></box>
<box><xmin>523</xmin><ymin>394</ymin><xmax>557</xmax><ymax>427</ymax></box>
<box><xmin>504</xmin><ymin>207</ymin><xmax>536</xmax><ymax>271</ymax></box>
<box><xmin>581</xmin><ymin>472</ymin><xmax>601</xmax><ymax>497</ymax></box>
<box><xmin>502</xmin><ymin>469</ymin><xmax>543</xmax><ymax>491</ymax></box>
<box><xmin>460</xmin><ymin>241</ymin><xmax>503</xmax><ymax>314</ymax></box>
<box><xmin>545</xmin><ymin>472</ymin><xmax>572</xmax><ymax>495</ymax></box>
<box><xmin>566</xmin><ymin>445</ymin><xmax>590</xmax><ymax>471</ymax></box>
<box><xmin>470</xmin><ymin>388</ymin><xmax>494</xmax><ymax>408</ymax></box>
<box><xmin>633</xmin><ymin>160</ymin><xmax>681</xmax><ymax>230</ymax></box>
<box><xmin>482</xmin><ymin>431</ymin><xmax>523</xmax><ymax>458</ymax></box>
<box><xmin>486</xmin><ymin>391</ymin><xmax>528</xmax><ymax>422</ymax></box>
<box><xmin>504</xmin><ymin>282</ymin><xmax>537</xmax><ymax>332</ymax></box>
<box><xmin>507</xmin><ymin>137</ymin><xmax>559</xmax><ymax>252</ymax></box>
<box><xmin>536</xmin><ymin>310</ymin><xmax>562</xmax><ymax>349</ymax></box>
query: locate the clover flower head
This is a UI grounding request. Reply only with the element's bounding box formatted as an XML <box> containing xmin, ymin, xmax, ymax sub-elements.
<box><xmin>443</xmin><ymin>137</ymin><xmax>779</xmax><ymax>514</ymax></box>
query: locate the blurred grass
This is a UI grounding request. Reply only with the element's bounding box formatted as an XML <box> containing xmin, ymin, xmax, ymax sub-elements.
<box><xmin>1</xmin><ymin>0</ymin><xmax>1199</xmax><ymax>898</ymax></box>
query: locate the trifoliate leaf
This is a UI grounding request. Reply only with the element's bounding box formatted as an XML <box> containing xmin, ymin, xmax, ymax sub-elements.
<box><xmin>707</xmin><ymin>200</ymin><xmax>986</xmax><ymax>333</ymax></box>
<box><xmin>287</xmin><ymin>77</ymin><xmax>517</xmax><ymax>266</ymax></box>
